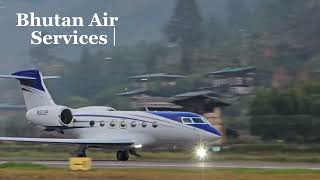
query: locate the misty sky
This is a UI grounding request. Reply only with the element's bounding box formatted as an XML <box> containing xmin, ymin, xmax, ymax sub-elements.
<box><xmin>0</xmin><ymin>0</ymin><xmax>235</xmax><ymax>72</ymax></box>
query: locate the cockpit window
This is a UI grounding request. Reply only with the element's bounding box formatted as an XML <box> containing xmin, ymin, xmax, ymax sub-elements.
<box><xmin>182</xmin><ymin>117</ymin><xmax>193</xmax><ymax>124</ymax></box>
<box><xmin>192</xmin><ymin>117</ymin><xmax>205</xmax><ymax>124</ymax></box>
<box><xmin>181</xmin><ymin>117</ymin><xmax>210</xmax><ymax>124</ymax></box>
<box><xmin>201</xmin><ymin>117</ymin><xmax>210</xmax><ymax>124</ymax></box>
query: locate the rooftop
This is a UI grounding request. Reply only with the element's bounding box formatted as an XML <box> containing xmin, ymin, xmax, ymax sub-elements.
<box><xmin>172</xmin><ymin>91</ymin><xmax>231</xmax><ymax>107</ymax></box>
<box><xmin>174</xmin><ymin>90</ymin><xmax>221</xmax><ymax>98</ymax></box>
<box><xmin>134</xmin><ymin>101</ymin><xmax>182</xmax><ymax>109</ymax></box>
<box><xmin>207</xmin><ymin>67</ymin><xmax>256</xmax><ymax>76</ymax></box>
<box><xmin>116</xmin><ymin>89</ymin><xmax>149</xmax><ymax>96</ymax></box>
<box><xmin>128</xmin><ymin>73</ymin><xmax>186</xmax><ymax>80</ymax></box>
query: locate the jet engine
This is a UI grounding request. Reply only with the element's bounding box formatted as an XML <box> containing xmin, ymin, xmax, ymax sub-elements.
<box><xmin>26</xmin><ymin>106</ymin><xmax>74</xmax><ymax>127</ymax></box>
<box><xmin>59</xmin><ymin>108</ymin><xmax>74</xmax><ymax>126</ymax></box>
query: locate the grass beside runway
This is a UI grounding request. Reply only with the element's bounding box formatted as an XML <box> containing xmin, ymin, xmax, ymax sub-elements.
<box><xmin>0</xmin><ymin>163</ymin><xmax>320</xmax><ymax>180</ymax></box>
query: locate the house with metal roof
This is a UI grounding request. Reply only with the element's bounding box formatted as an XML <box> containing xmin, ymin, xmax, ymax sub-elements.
<box><xmin>128</xmin><ymin>73</ymin><xmax>186</xmax><ymax>89</ymax></box>
<box><xmin>207</xmin><ymin>67</ymin><xmax>256</xmax><ymax>95</ymax></box>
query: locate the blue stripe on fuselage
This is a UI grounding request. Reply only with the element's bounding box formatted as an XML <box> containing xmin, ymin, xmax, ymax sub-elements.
<box><xmin>189</xmin><ymin>124</ymin><xmax>222</xmax><ymax>137</ymax></box>
<box><xmin>149</xmin><ymin>112</ymin><xmax>201</xmax><ymax>123</ymax></box>
<box><xmin>149</xmin><ymin>111</ymin><xmax>221</xmax><ymax>136</ymax></box>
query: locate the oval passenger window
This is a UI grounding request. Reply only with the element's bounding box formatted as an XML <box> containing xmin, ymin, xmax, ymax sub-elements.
<box><xmin>131</xmin><ymin>121</ymin><xmax>137</xmax><ymax>127</ymax></box>
<box><xmin>89</xmin><ymin>120</ymin><xmax>95</xmax><ymax>127</ymax></box>
<box><xmin>120</xmin><ymin>121</ymin><xmax>126</xmax><ymax>128</ymax></box>
<box><xmin>152</xmin><ymin>122</ymin><xmax>158</xmax><ymax>128</ymax></box>
<box><xmin>110</xmin><ymin>121</ymin><xmax>116</xmax><ymax>127</ymax></box>
<box><xmin>142</xmin><ymin>121</ymin><xmax>147</xmax><ymax>128</ymax></box>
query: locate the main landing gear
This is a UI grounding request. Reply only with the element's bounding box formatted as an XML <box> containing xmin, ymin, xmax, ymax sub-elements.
<box><xmin>116</xmin><ymin>150</ymin><xmax>129</xmax><ymax>161</ymax></box>
<box><xmin>73</xmin><ymin>145</ymin><xmax>140</xmax><ymax>161</ymax></box>
<box><xmin>73</xmin><ymin>145</ymin><xmax>87</xmax><ymax>157</ymax></box>
<box><xmin>116</xmin><ymin>149</ymin><xmax>141</xmax><ymax>161</ymax></box>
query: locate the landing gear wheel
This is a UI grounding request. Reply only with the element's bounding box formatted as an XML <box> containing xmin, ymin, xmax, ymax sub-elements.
<box><xmin>73</xmin><ymin>145</ymin><xmax>87</xmax><ymax>157</ymax></box>
<box><xmin>116</xmin><ymin>150</ymin><xmax>129</xmax><ymax>161</ymax></box>
<box><xmin>77</xmin><ymin>152</ymin><xmax>87</xmax><ymax>157</ymax></box>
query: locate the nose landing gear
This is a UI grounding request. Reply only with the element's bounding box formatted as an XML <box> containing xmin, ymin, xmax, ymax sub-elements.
<box><xmin>73</xmin><ymin>145</ymin><xmax>87</xmax><ymax>157</ymax></box>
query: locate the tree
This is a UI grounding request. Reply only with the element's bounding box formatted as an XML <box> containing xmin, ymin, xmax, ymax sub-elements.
<box><xmin>165</xmin><ymin>0</ymin><xmax>203</xmax><ymax>72</ymax></box>
<box><xmin>144</xmin><ymin>43</ymin><xmax>167</xmax><ymax>73</ymax></box>
<box><xmin>67</xmin><ymin>47</ymin><xmax>104</xmax><ymax>98</ymax></box>
<box><xmin>64</xmin><ymin>96</ymin><xmax>90</xmax><ymax>108</ymax></box>
<box><xmin>249</xmin><ymin>82</ymin><xmax>320</xmax><ymax>142</ymax></box>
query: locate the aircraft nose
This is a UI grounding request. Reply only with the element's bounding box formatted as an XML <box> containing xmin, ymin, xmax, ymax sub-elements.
<box><xmin>191</xmin><ymin>124</ymin><xmax>222</xmax><ymax>142</ymax></box>
<box><xmin>201</xmin><ymin>125</ymin><xmax>222</xmax><ymax>142</ymax></box>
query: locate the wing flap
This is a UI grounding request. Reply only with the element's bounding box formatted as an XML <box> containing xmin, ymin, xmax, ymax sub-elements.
<box><xmin>0</xmin><ymin>137</ymin><xmax>135</xmax><ymax>146</ymax></box>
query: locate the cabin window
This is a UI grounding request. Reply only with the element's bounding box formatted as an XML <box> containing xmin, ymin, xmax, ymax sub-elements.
<box><xmin>192</xmin><ymin>118</ymin><xmax>205</xmax><ymax>124</ymax></box>
<box><xmin>110</xmin><ymin>121</ymin><xmax>116</xmax><ymax>128</ymax></box>
<box><xmin>152</xmin><ymin>121</ymin><xmax>158</xmax><ymax>128</ymax></box>
<box><xmin>142</xmin><ymin>121</ymin><xmax>147</xmax><ymax>128</ymax></box>
<box><xmin>131</xmin><ymin>121</ymin><xmax>137</xmax><ymax>127</ymax></box>
<box><xmin>100</xmin><ymin>121</ymin><xmax>105</xmax><ymax>127</ymax></box>
<box><xmin>181</xmin><ymin>117</ymin><xmax>193</xmax><ymax>124</ymax></box>
<box><xmin>90</xmin><ymin>120</ymin><xmax>95</xmax><ymax>127</ymax></box>
<box><xmin>120</xmin><ymin>121</ymin><xmax>126</xmax><ymax>128</ymax></box>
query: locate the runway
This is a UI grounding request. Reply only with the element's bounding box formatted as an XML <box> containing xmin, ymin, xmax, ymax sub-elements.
<box><xmin>2</xmin><ymin>160</ymin><xmax>320</xmax><ymax>170</ymax></box>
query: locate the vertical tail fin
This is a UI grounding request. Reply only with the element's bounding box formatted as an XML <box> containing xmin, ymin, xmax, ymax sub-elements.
<box><xmin>0</xmin><ymin>70</ymin><xmax>56</xmax><ymax>110</ymax></box>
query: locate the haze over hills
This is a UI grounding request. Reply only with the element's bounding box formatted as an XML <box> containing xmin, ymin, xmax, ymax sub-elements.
<box><xmin>3</xmin><ymin>0</ymin><xmax>319</xmax><ymax>143</ymax></box>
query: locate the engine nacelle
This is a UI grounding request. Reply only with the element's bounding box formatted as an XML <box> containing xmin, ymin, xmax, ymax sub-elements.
<box><xmin>26</xmin><ymin>105</ymin><xmax>74</xmax><ymax>127</ymax></box>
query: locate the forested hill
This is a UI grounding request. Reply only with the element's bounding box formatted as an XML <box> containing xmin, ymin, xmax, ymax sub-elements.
<box><xmin>2</xmin><ymin>0</ymin><xmax>320</xmax><ymax>111</ymax></box>
<box><xmin>0</xmin><ymin>0</ymin><xmax>249</xmax><ymax>72</ymax></box>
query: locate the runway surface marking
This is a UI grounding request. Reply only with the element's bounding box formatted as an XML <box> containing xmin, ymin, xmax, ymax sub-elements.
<box><xmin>1</xmin><ymin>160</ymin><xmax>320</xmax><ymax>170</ymax></box>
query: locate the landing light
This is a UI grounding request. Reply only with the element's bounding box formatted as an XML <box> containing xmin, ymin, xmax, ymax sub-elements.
<box><xmin>134</xmin><ymin>144</ymin><xmax>143</xmax><ymax>149</ymax></box>
<box><xmin>195</xmin><ymin>145</ymin><xmax>207</xmax><ymax>160</ymax></box>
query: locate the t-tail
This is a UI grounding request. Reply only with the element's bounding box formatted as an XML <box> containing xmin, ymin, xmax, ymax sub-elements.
<box><xmin>0</xmin><ymin>70</ymin><xmax>59</xmax><ymax>110</ymax></box>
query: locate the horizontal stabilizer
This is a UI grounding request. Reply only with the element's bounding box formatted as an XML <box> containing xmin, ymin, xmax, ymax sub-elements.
<box><xmin>0</xmin><ymin>137</ymin><xmax>135</xmax><ymax>146</ymax></box>
<box><xmin>0</xmin><ymin>69</ymin><xmax>58</xmax><ymax>110</ymax></box>
<box><xmin>0</xmin><ymin>75</ymin><xmax>36</xmax><ymax>80</ymax></box>
<box><xmin>0</xmin><ymin>75</ymin><xmax>60</xmax><ymax>80</ymax></box>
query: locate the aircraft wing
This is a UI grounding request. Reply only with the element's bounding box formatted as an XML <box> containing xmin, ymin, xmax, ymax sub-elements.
<box><xmin>0</xmin><ymin>137</ymin><xmax>135</xmax><ymax>146</ymax></box>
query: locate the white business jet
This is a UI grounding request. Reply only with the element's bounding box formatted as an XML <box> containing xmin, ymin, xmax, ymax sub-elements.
<box><xmin>0</xmin><ymin>70</ymin><xmax>221</xmax><ymax>161</ymax></box>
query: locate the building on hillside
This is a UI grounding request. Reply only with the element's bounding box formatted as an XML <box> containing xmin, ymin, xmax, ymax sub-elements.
<box><xmin>118</xmin><ymin>73</ymin><xmax>186</xmax><ymax>111</ymax></box>
<box><xmin>172</xmin><ymin>90</ymin><xmax>230</xmax><ymax>145</ymax></box>
<box><xmin>117</xmin><ymin>89</ymin><xmax>182</xmax><ymax>111</ymax></box>
<box><xmin>128</xmin><ymin>73</ymin><xmax>186</xmax><ymax>89</ymax></box>
<box><xmin>207</xmin><ymin>67</ymin><xmax>256</xmax><ymax>95</ymax></box>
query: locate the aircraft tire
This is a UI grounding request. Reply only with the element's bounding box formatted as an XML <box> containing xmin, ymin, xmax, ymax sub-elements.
<box><xmin>117</xmin><ymin>150</ymin><xmax>129</xmax><ymax>161</ymax></box>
